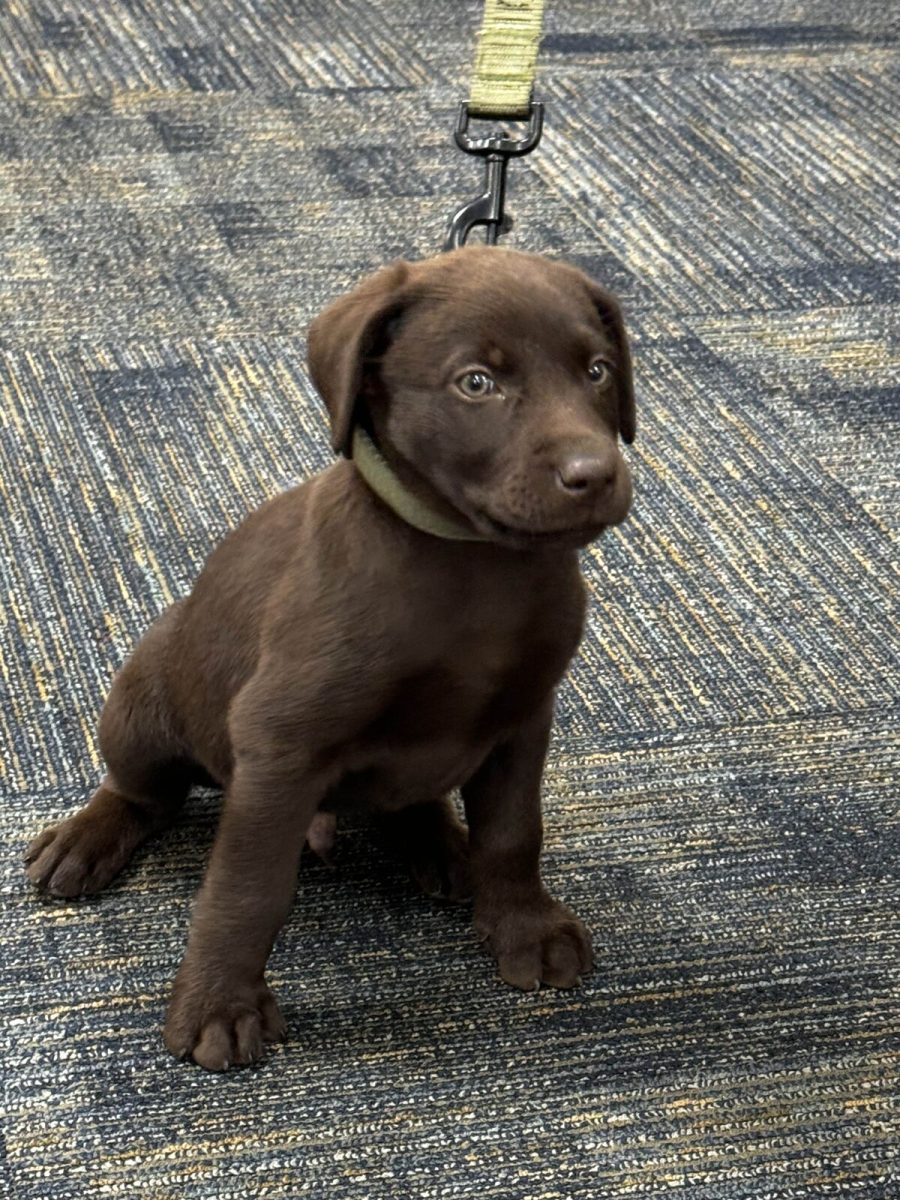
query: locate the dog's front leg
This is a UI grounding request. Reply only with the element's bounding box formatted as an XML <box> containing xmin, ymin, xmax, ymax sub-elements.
<box><xmin>462</xmin><ymin>701</ymin><xmax>594</xmax><ymax>991</ymax></box>
<box><xmin>163</xmin><ymin>751</ymin><xmax>330</xmax><ymax>1071</ymax></box>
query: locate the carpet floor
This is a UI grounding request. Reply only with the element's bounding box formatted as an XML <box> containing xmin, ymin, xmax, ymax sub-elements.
<box><xmin>1</xmin><ymin>2</ymin><xmax>898</xmax><ymax>1197</ymax></box>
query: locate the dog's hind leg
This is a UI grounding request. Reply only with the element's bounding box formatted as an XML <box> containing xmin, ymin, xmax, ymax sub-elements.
<box><xmin>26</xmin><ymin>603</ymin><xmax>193</xmax><ymax>897</ymax></box>
<box><xmin>378</xmin><ymin>797</ymin><xmax>472</xmax><ymax>903</ymax></box>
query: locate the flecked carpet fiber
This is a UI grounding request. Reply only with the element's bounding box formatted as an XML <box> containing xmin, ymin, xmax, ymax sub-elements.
<box><xmin>1</xmin><ymin>2</ymin><xmax>899</xmax><ymax>1197</ymax></box>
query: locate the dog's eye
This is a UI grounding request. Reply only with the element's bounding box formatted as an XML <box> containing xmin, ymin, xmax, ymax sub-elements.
<box><xmin>588</xmin><ymin>359</ymin><xmax>611</xmax><ymax>387</ymax></box>
<box><xmin>456</xmin><ymin>370</ymin><xmax>497</xmax><ymax>400</ymax></box>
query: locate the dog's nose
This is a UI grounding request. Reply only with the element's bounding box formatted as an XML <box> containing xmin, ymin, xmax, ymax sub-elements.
<box><xmin>555</xmin><ymin>455</ymin><xmax>616</xmax><ymax>496</ymax></box>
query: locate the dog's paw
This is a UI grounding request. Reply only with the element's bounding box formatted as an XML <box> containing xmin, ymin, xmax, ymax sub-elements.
<box><xmin>164</xmin><ymin>969</ymin><xmax>286</xmax><ymax>1071</ymax></box>
<box><xmin>25</xmin><ymin>805</ymin><xmax>144</xmax><ymax>898</ymax></box>
<box><xmin>476</xmin><ymin>897</ymin><xmax>593</xmax><ymax>991</ymax></box>
<box><xmin>409</xmin><ymin>820</ymin><xmax>472</xmax><ymax>903</ymax></box>
<box><xmin>378</xmin><ymin>800</ymin><xmax>473</xmax><ymax>903</ymax></box>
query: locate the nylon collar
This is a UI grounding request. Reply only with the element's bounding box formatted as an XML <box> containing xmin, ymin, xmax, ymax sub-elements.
<box><xmin>351</xmin><ymin>427</ymin><xmax>489</xmax><ymax>543</ymax></box>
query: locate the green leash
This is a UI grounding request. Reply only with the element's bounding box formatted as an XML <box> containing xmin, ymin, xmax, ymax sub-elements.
<box><xmin>469</xmin><ymin>0</ymin><xmax>547</xmax><ymax>118</ymax></box>
<box><xmin>444</xmin><ymin>0</ymin><xmax>548</xmax><ymax>249</ymax></box>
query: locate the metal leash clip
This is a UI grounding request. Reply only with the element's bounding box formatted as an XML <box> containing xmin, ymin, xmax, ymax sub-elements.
<box><xmin>443</xmin><ymin>100</ymin><xmax>544</xmax><ymax>251</ymax></box>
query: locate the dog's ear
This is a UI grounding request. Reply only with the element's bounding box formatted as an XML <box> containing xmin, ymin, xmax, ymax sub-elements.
<box><xmin>587</xmin><ymin>282</ymin><xmax>635</xmax><ymax>444</ymax></box>
<box><xmin>307</xmin><ymin>261</ymin><xmax>411</xmax><ymax>456</ymax></box>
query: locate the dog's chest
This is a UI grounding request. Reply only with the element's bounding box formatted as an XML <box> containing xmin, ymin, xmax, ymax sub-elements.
<box><xmin>361</xmin><ymin>614</ymin><xmax>577</xmax><ymax>748</ymax></box>
<box><xmin>332</xmin><ymin>558</ymin><xmax>586</xmax><ymax>807</ymax></box>
<box><xmin>337</xmin><ymin>651</ymin><xmax>557</xmax><ymax>809</ymax></box>
<box><xmin>393</xmin><ymin>652</ymin><xmax>549</xmax><ymax>735</ymax></box>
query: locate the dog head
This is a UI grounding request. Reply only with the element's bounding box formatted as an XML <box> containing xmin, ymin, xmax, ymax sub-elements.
<box><xmin>307</xmin><ymin>246</ymin><xmax>634</xmax><ymax>549</ymax></box>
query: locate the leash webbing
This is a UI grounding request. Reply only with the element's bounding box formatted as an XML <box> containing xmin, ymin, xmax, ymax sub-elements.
<box><xmin>444</xmin><ymin>0</ymin><xmax>547</xmax><ymax>248</ymax></box>
<box><xmin>468</xmin><ymin>0</ymin><xmax>547</xmax><ymax>118</ymax></box>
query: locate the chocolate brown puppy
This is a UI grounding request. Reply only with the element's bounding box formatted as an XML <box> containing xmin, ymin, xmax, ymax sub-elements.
<box><xmin>25</xmin><ymin>246</ymin><xmax>635</xmax><ymax>1071</ymax></box>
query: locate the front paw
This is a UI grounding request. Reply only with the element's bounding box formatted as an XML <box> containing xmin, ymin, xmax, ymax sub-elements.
<box><xmin>164</xmin><ymin>963</ymin><xmax>286</xmax><ymax>1071</ymax></box>
<box><xmin>25</xmin><ymin>797</ymin><xmax>148</xmax><ymax>898</ymax></box>
<box><xmin>476</xmin><ymin>896</ymin><xmax>593</xmax><ymax>991</ymax></box>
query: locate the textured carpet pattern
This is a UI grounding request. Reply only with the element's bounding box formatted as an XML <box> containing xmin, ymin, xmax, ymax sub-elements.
<box><xmin>1</xmin><ymin>2</ymin><xmax>899</xmax><ymax>1198</ymax></box>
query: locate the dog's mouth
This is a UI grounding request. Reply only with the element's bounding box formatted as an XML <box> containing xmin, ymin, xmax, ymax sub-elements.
<box><xmin>475</xmin><ymin>510</ymin><xmax>605</xmax><ymax>547</ymax></box>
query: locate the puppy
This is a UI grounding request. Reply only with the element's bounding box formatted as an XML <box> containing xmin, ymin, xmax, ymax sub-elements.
<box><xmin>26</xmin><ymin>246</ymin><xmax>635</xmax><ymax>1071</ymax></box>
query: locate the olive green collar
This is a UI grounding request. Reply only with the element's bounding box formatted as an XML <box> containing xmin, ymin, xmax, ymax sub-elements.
<box><xmin>351</xmin><ymin>427</ymin><xmax>489</xmax><ymax>543</ymax></box>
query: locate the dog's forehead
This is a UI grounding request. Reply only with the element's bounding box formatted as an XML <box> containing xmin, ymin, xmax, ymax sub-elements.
<box><xmin>409</xmin><ymin>249</ymin><xmax>600</xmax><ymax>350</ymax></box>
<box><xmin>422</xmin><ymin>248</ymin><xmax>586</xmax><ymax>304</ymax></box>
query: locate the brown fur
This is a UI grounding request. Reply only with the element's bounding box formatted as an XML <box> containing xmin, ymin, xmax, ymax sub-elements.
<box><xmin>25</xmin><ymin>246</ymin><xmax>635</xmax><ymax>1071</ymax></box>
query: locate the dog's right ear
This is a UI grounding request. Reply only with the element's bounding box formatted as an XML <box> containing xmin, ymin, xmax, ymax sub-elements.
<box><xmin>307</xmin><ymin>261</ymin><xmax>411</xmax><ymax>457</ymax></box>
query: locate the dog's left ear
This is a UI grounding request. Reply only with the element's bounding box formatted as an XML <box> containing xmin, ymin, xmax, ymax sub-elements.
<box><xmin>587</xmin><ymin>282</ymin><xmax>635</xmax><ymax>444</ymax></box>
<box><xmin>307</xmin><ymin>261</ymin><xmax>411</xmax><ymax>456</ymax></box>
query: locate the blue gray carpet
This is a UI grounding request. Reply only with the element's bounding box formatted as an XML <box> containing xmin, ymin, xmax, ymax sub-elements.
<box><xmin>1</xmin><ymin>2</ymin><xmax>898</xmax><ymax>1197</ymax></box>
